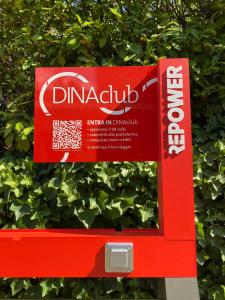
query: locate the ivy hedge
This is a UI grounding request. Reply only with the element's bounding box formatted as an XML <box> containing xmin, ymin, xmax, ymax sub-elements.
<box><xmin>0</xmin><ymin>0</ymin><xmax>225</xmax><ymax>299</ymax></box>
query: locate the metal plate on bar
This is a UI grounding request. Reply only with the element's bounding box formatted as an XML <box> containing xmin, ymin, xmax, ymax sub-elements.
<box><xmin>105</xmin><ymin>242</ymin><xmax>133</xmax><ymax>273</ymax></box>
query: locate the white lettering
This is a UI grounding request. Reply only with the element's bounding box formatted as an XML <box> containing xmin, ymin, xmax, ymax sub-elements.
<box><xmin>167</xmin><ymin>89</ymin><xmax>183</xmax><ymax>108</ymax></box>
<box><xmin>167</xmin><ymin>78</ymin><xmax>183</xmax><ymax>89</ymax></box>
<box><xmin>169</xmin><ymin>145</ymin><xmax>185</xmax><ymax>154</ymax></box>
<box><xmin>53</xmin><ymin>87</ymin><xmax>67</xmax><ymax>103</ymax></box>
<box><xmin>127</xmin><ymin>85</ymin><xmax>139</xmax><ymax>103</ymax></box>
<box><xmin>167</xmin><ymin>65</ymin><xmax>183</xmax><ymax>78</ymax></box>
<box><xmin>71</xmin><ymin>87</ymin><xmax>84</xmax><ymax>103</ymax></box>
<box><xmin>168</xmin><ymin>123</ymin><xmax>184</xmax><ymax>135</ymax></box>
<box><xmin>100</xmin><ymin>90</ymin><xmax>110</xmax><ymax>103</ymax></box>
<box><xmin>52</xmin><ymin>85</ymin><xmax>139</xmax><ymax>105</ymax></box>
<box><xmin>86</xmin><ymin>87</ymin><xmax>99</xmax><ymax>103</ymax></box>
<box><xmin>113</xmin><ymin>90</ymin><xmax>126</xmax><ymax>103</ymax></box>
<box><xmin>167</xmin><ymin>107</ymin><xmax>184</xmax><ymax>123</ymax></box>
<box><xmin>166</xmin><ymin>65</ymin><xmax>185</xmax><ymax>155</ymax></box>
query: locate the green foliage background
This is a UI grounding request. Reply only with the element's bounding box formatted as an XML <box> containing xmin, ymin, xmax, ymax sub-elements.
<box><xmin>0</xmin><ymin>0</ymin><xmax>225</xmax><ymax>299</ymax></box>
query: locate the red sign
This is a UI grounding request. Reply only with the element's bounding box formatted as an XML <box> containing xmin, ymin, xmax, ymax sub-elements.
<box><xmin>34</xmin><ymin>66</ymin><xmax>159</xmax><ymax>162</ymax></box>
<box><xmin>0</xmin><ymin>59</ymin><xmax>197</xmax><ymax>279</ymax></box>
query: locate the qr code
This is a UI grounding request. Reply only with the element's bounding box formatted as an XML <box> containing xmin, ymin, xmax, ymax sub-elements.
<box><xmin>52</xmin><ymin>120</ymin><xmax>82</xmax><ymax>150</ymax></box>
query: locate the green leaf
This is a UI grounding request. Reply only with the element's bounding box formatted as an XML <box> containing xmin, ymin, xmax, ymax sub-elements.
<box><xmin>32</xmin><ymin>33</ymin><xmax>43</xmax><ymax>41</ymax></box>
<box><xmin>5</xmin><ymin>133</ymin><xmax>14</xmax><ymax>147</ymax></box>
<box><xmin>109</xmin><ymin>7</ymin><xmax>122</xmax><ymax>18</ymax></box>
<box><xmin>139</xmin><ymin>206</ymin><xmax>153</xmax><ymax>222</ymax></box>
<box><xmin>89</xmin><ymin>197</ymin><xmax>99</xmax><ymax>210</ymax></box>
<box><xmin>98</xmin><ymin>38</ymin><xmax>107</xmax><ymax>48</ymax></box>
<box><xmin>75</xmin><ymin>208</ymin><xmax>98</xmax><ymax>228</ymax></box>
<box><xmin>99</xmin><ymin>190</ymin><xmax>109</xmax><ymax>202</ymax></box>
<box><xmin>68</xmin><ymin>38</ymin><xmax>77</xmax><ymax>45</ymax></box>
<box><xmin>20</xmin><ymin>176</ymin><xmax>32</xmax><ymax>186</ymax></box>
<box><xmin>122</xmin><ymin>197</ymin><xmax>134</xmax><ymax>206</ymax></box>
<box><xmin>48</xmin><ymin>177</ymin><xmax>61</xmax><ymax>189</ymax></box>
<box><xmin>121</xmin><ymin>168</ymin><xmax>129</xmax><ymax>177</ymax></box>
<box><xmin>40</xmin><ymin>281</ymin><xmax>50</xmax><ymax>297</ymax></box>
<box><xmin>75</xmin><ymin>14</ymin><xmax>82</xmax><ymax>24</ymax></box>
<box><xmin>10</xmin><ymin>280</ymin><xmax>23</xmax><ymax>296</ymax></box>
<box><xmin>124</xmin><ymin>54</ymin><xmax>136</xmax><ymax>62</ymax></box>
<box><xmin>22</xmin><ymin>59</ymin><xmax>36</xmax><ymax>70</ymax></box>
<box><xmin>13</xmin><ymin>188</ymin><xmax>21</xmax><ymax>197</ymax></box>
<box><xmin>40</xmin><ymin>279</ymin><xmax>62</xmax><ymax>297</ymax></box>
<box><xmin>4</xmin><ymin>177</ymin><xmax>18</xmax><ymax>188</ymax></box>
<box><xmin>61</xmin><ymin>181</ymin><xmax>71</xmax><ymax>195</ymax></box>
<box><xmin>10</xmin><ymin>203</ymin><xmax>31</xmax><ymax>220</ymax></box>
<box><xmin>23</xmin><ymin>127</ymin><xmax>33</xmax><ymax>136</ymax></box>
<box><xmin>212</xmin><ymin>286</ymin><xmax>225</xmax><ymax>300</ymax></box>
<box><xmin>111</xmin><ymin>201</ymin><xmax>123</xmax><ymax>215</ymax></box>
<box><xmin>197</xmin><ymin>222</ymin><xmax>205</xmax><ymax>238</ymax></box>
<box><xmin>15</xmin><ymin>122</ymin><xmax>24</xmax><ymax>132</ymax></box>
<box><xmin>221</xmin><ymin>247</ymin><xmax>225</xmax><ymax>262</ymax></box>
<box><xmin>97</xmin><ymin>169</ymin><xmax>113</xmax><ymax>189</ymax></box>
<box><xmin>82</xmin><ymin>21</ymin><xmax>94</xmax><ymax>27</ymax></box>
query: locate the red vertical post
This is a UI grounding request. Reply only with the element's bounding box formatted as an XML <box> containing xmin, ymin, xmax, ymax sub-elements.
<box><xmin>157</xmin><ymin>58</ymin><xmax>196</xmax><ymax>241</ymax></box>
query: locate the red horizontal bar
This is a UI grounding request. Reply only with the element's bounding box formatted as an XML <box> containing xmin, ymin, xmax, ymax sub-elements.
<box><xmin>0</xmin><ymin>229</ymin><xmax>196</xmax><ymax>278</ymax></box>
<box><xmin>0</xmin><ymin>228</ymin><xmax>160</xmax><ymax>238</ymax></box>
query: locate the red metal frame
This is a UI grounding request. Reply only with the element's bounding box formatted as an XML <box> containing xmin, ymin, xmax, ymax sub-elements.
<box><xmin>0</xmin><ymin>58</ymin><xmax>196</xmax><ymax>277</ymax></box>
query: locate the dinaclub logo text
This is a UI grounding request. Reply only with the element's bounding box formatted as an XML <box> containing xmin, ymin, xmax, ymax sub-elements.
<box><xmin>52</xmin><ymin>85</ymin><xmax>139</xmax><ymax>104</ymax></box>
